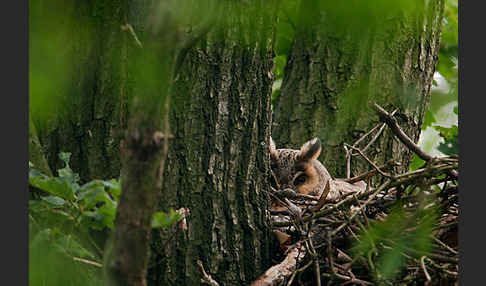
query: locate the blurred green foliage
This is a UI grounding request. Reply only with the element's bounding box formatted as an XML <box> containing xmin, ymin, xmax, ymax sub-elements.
<box><xmin>271</xmin><ymin>0</ymin><xmax>300</xmax><ymax>101</ymax></box>
<box><xmin>29</xmin><ymin>228</ymin><xmax>104</xmax><ymax>286</ymax></box>
<box><xmin>29</xmin><ymin>152</ymin><xmax>120</xmax><ymax>231</ymax></box>
<box><xmin>29</xmin><ymin>1</ymin><xmax>93</xmax><ymax>122</ymax></box>
<box><xmin>151</xmin><ymin>209</ymin><xmax>183</xmax><ymax>229</ymax></box>
<box><xmin>29</xmin><ymin>152</ymin><xmax>115</xmax><ymax>285</ymax></box>
<box><xmin>29</xmin><ymin>153</ymin><xmax>182</xmax><ymax>285</ymax></box>
<box><xmin>352</xmin><ymin>201</ymin><xmax>437</xmax><ymax>282</ymax></box>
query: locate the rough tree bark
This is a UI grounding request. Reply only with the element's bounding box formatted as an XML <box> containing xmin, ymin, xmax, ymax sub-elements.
<box><xmin>272</xmin><ymin>0</ymin><xmax>445</xmax><ymax>178</ymax></box>
<box><xmin>147</xmin><ymin>1</ymin><xmax>278</xmax><ymax>285</ymax></box>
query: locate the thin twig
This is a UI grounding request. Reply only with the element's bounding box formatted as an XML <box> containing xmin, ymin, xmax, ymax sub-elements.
<box><xmin>286</xmin><ymin>260</ymin><xmax>313</xmax><ymax>286</ymax></box>
<box><xmin>361</xmin><ymin>124</ymin><xmax>386</xmax><ymax>153</ymax></box>
<box><xmin>352</xmin><ymin>123</ymin><xmax>384</xmax><ymax>148</ymax></box>
<box><xmin>362</xmin><ymin>109</ymin><xmax>397</xmax><ymax>153</ymax></box>
<box><xmin>310</xmin><ymin>180</ymin><xmax>331</xmax><ymax>212</ymax></box>
<box><xmin>420</xmin><ymin>256</ymin><xmax>432</xmax><ymax>282</ymax></box>
<box><xmin>331</xmin><ymin>180</ymin><xmax>392</xmax><ymax>236</ymax></box>
<box><xmin>432</xmin><ymin>236</ymin><xmax>458</xmax><ymax>255</ymax></box>
<box><xmin>343</xmin><ymin>160</ymin><xmax>398</xmax><ymax>183</ymax></box>
<box><xmin>344</xmin><ymin>110</ymin><xmax>396</xmax><ymax>178</ymax></box>
<box><xmin>72</xmin><ymin>257</ymin><xmax>103</xmax><ymax>268</ymax></box>
<box><xmin>306</xmin><ymin>217</ymin><xmax>321</xmax><ymax>286</ymax></box>
<box><xmin>345</xmin><ymin>124</ymin><xmax>381</xmax><ymax>178</ymax></box>
<box><xmin>385</xmin><ymin>239</ymin><xmax>458</xmax><ymax>263</ymax></box>
<box><xmin>345</xmin><ymin>145</ymin><xmax>351</xmax><ymax>179</ymax></box>
<box><xmin>344</xmin><ymin>144</ymin><xmax>392</xmax><ymax>178</ymax></box>
<box><xmin>197</xmin><ymin>260</ymin><xmax>220</xmax><ymax>286</ymax></box>
<box><xmin>373</xmin><ymin>103</ymin><xmax>458</xmax><ymax>180</ymax></box>
<box><xmin>121</xmin><ymin>23</ymin><xmax>143</xmax><ymax>48</ymax></box>
<box><xmin>425</xmin><ymin>257</ymin><xmax>459</xmax><ymax>276</ymax></box>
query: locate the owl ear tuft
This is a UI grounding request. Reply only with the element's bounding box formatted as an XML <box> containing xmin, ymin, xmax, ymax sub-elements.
<box><xmin>297</xmin><ymin>138</ymin><xmax>321</xmax><ymax>161</ymax></box>
<box><xmin>269</xmin><ymin>137</ymin><xmax>279</xmax><ymax>161</ymax></box>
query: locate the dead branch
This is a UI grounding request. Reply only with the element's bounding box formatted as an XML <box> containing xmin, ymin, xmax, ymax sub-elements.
<box><xmin>197</xmin><ymin>260</ymin><xmax>220</xmax><ymax>286</ymax></box>
<box><xmin>343</xmin><ymin>160</ymin><xmax>399</xmax><ymax>184</ymax></box>
<box><xmin>286</xmin><ymin>260</ymin><xmax>313</xmax><ymax>286</ymax></box>
<box><xmin>344</xmin><ymin>143</ymin><xmax>392</xmax><ymax>178</ymax></box>
<box><xmin>251</xmin><ymin>244</ymin><xmax>306</xmax><ymax>286</ymax></box>
<box><xmin>310</xmin><ymin>180</ymin><xmax>331</xmax><ymax>212</ymax></box>
<box><xmin>373</xmin><ymin>103</ymin><xmax>458</xmax><ymax>180</ymax></box>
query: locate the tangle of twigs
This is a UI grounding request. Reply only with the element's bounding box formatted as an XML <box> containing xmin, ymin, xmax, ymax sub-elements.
<box><xmin>253</xmin><ymin>104</ymin><xmax>458</xmax><ymax>286</ymax></box>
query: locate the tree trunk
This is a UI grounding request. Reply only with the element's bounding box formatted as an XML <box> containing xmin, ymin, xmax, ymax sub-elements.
<box><xmin>272</xmin><ymin>0</ymin><xmax>445</xmax><ymax>178</ymax></box>
<box><xmin>147</xmin><ymin>1</ymin><xmax>278</xmax><ymax>285</ymax></box>
<box><xmin>30</xmin><ymin>0</ymin><xmax>128</xmax><ymax>182</ymax></box>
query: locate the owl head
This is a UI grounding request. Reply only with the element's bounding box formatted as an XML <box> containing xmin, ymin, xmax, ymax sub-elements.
<box><xmin>269</xmin><ymin>137</ymin><xmax>331</xmax><ymax>197</ymax></box>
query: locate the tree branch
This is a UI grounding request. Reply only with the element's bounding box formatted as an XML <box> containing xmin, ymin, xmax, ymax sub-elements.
<box><xmin>373</xmin><ymin>103</ymin><xmax>458</xmax><ymax>180</ymax></box>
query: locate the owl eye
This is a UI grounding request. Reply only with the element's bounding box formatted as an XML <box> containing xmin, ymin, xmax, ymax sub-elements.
<box><xmin>294</xmin><ymin>175</ymin><xmax>306</xmax><ymax>186</ymax></box>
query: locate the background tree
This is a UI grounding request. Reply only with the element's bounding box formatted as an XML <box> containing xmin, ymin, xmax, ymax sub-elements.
<box><xmin>272</xmin><ymin>0</ymin><xmax>446</xmax><ymax>178</ymax></box>
<box><xmin>30</xmin><ymin>0</ymin><xmax>127</xmax><ymax>182</ymax></box>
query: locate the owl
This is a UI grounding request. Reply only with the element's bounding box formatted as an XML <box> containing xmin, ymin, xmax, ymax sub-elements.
<box><xmin>269</xmin><ymin>137</ymin><xmax>332</xmax><ymax>199</ymax></box>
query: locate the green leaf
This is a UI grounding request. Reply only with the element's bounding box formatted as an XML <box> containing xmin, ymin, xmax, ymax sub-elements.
<box><xmin>409</xmin><ymin>154</ymin><xmax>425</xmax><ymax>171</ymax></box>
<box><xmin>29</xmin><ymin>200</ymin><xmax>49</xmax><ymax>213</ymax></box>
<box><xmin>273</xmin><ymin>56</ymin><xmax>287</xmax><ymax>80</ymax></box>
<box><xmin>29</xmin><ymin>167</ymin><xmax>49</xmax><ymax>180</ymax></box>
<box><xmin>29</xmin><ymin>174</ymin><xmax>76</xmax><ymax>201</ymax></box>
<box><xmin>81</xmin><ymin>202</ymin><xmax>116</xmax><ymax>230</ymax></box>
<box><xmin>96</xmin><ymin>201</ymin><xmax>117</xmax><ymax>229</ymax></box>
<box><xmin>29</xmin><ymin>226</ymin><xmax>103</xmax><ymax>286</ymax></box>
<box><xmin>79</xmin><ymin>183</ymin><xmax>113</xmax><ymax>207</ymax></box>
<box><xmin>28</xmin><ymin>153</ymin><xmax>79</xmax><ymax>201</ymax></box>
<box><xmin>433</xmin><ymin>125</ymin><xmax>458</xmax><ymax>140</ymax></box>
<box><xmin>41</xmin><ymin>195</ymin><xmax>66</xmax><ymax>206</ymax></box>
<box><xmin>81</xmin><ymin>212</ymin><xmax>105</xmax><ymax>230</ymax></box>
<box><xmin>58</xmin><ymin>152</ymin><xmax>80</xmax><ymax>187</ymax></box>
<box><xmin>433</xmin><ymin>125</ymin><xmax>458</xmax><ymax>155</ymax></box>
<box><xmin>75</xmin><ymin>179</ymin><xmax>119</xmax><ymax>230</ymax></box>
<box><xmin>102</xmin><ymin>179</ymin><xmax>121</xmax><ymax>201</ymax></box>
<box><xmin>151</xmin><ymin>209</ymin><xmax>183</xmax><ymax>229</ymax></box>
<box><xmin>437</xmin><ymin>135</ymin><xmax>458</xmax><ymax>155</ymax></box>
<box><xmin>30</xmin><ymin>228</ymin><xmax>53</xmax><ymax>248</ymax></box>
<box><xmin>58</xmin><ymin>152</ymin><xmax>71</xmax><ymax>165</ymax></box>
<box><xmin>29</xmin><ymin>200</ymin><xmax>74</xmax><ymax>228</ymax></box>
<box><xmin>55</xmin><ymin>234</ymin><xmax>97</xmax><ymax>259</ymax></box>
<box><xmin>422</xmin><ymin>110</ymin><xmax>436</xmax><ymax>129</ymax></box>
